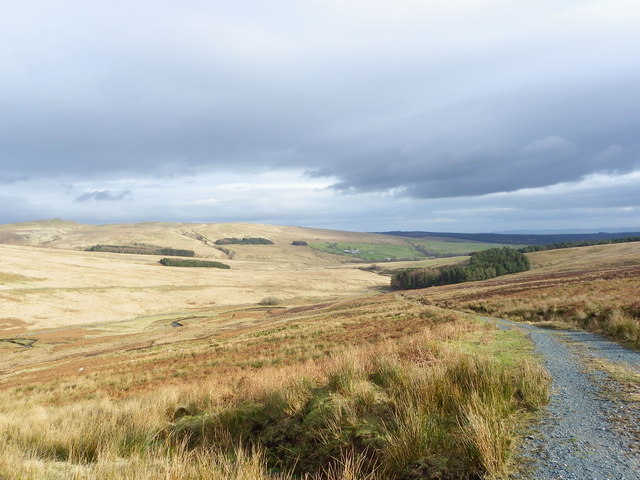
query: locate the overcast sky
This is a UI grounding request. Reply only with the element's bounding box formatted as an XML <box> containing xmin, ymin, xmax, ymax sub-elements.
<box><xmin>1</xmin><ymin>0</ymin><xmax>639</xmax><ymax>232</ymax></box>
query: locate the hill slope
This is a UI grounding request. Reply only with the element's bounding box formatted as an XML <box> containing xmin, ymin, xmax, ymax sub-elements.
<box><xmin>0</xmin><ymin>231</ymin><xmax>638</xmax><ymax>479</ymax></box>
<box><xmin>382</xmin><ymin>229</ymin><xmax>640</xmax><ymax>245</ymax></box>
<box><xmin>0</xmin><ymin>242</ymin><xmax>385</xmax><ymax>330</ymax></box>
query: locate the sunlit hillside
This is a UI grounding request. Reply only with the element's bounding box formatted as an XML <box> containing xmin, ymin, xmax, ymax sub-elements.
<box><xmin>1</xmin><ymin>221</ymin><xmax>638</xmax><ymax>479</ymax></box>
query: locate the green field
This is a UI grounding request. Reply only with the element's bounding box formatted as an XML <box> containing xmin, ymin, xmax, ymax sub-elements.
<box><xmin>310</xmin><ymin>239</ymin><xmax>509</xmax><ymax>262</ymax></box>
<box><xmin>409</xmin><ymin>238</ymin><xmax>511</xmax><ymax>255</ymax></box>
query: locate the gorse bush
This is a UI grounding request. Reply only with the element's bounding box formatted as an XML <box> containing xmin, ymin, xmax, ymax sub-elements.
<box><xmin>159</xmin><ymin>258</ymin><xmax>230</xmax><ymax>269</ymax></box>
<box><xmin>392</xmin><ymin>247</ymin><xmax>530</xmax><ymax>290</ymax></box>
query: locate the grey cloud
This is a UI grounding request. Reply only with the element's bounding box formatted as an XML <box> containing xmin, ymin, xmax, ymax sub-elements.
<box><xmin>0</xmin><ymin>173</ymin><xmax>27</xmax><ymax>184</ymax></box>
<box><xmin>0</xmin><ymin>1</ymin><xmax>639</xmax><ymax>230</ymax></box>
<box><xmin>304</xmin><ymin>80</ymin><xmax>640</xmax><ymax>198</ymax></box>
<box><xmin>74</xmin><ymin>190</ymin><xmax>131</xmax><ymax>202</ymax></box>
<box><xmin>0</xmin><ymin>194</ymin><xmax>56</xmax><ymax>224</ymax></box>
<box><xmin>519</xmin><ymin>136</ymin><xmax>577</xmax><ymax>157</ymax></box>
<box><xmin>1</xmin><ymin>2</ymin><xmax>639</xmax><ymax>191</ymax></box>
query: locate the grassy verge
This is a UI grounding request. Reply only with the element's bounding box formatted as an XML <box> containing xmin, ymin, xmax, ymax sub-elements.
<box><xmin>451</xmin><ymin>321</ymin><xmax>536</xmax><ymax>367</ymax></box>
<box><xmin>467</xmin><ymin>301</ymin><xmax>640</xmax><ymax>349</ymax></box>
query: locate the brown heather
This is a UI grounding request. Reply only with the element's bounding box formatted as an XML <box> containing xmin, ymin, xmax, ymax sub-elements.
<box><xmin>0</xmin><ymin>298</ymin><xmax>549</xmax><ymax>479</ymax></box>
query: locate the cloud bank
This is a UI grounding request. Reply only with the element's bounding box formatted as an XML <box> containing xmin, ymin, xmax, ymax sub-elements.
<box><xmin>0</xmin><ymin>1</ymin><xmax>639</xmax><ymax>230</ymax></box>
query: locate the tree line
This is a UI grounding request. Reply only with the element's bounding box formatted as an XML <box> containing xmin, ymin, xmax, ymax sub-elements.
<box><xmin>87</xmin><ymin>244</ymin><xmax>195</xmax><ymax>257</ymax></box>
<box><xmin>159</xmin><ymin>258</ymin><xmax>230</xmax><ymax>268</ymax></box>
<box><xmin>391</xmin><ymin>247</ymin><xmax>530</xmax><ymax>290</ymax></box>
<box><xmin>214</xmin><ymin>237</ymin><xmax>274</xmax><ymax>245</ymax></box>
<box><xmin>517</xmin><ymin>236</ymin><xmax>640</xmax><ymax>253</ymax></box>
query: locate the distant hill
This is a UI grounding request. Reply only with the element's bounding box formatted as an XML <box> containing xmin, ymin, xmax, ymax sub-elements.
<box><xmin>0</xmin><ymin>219</ymin><xmax>413</xmax><ymax>264</ymax></box>
<box><xmin>379</xmin><ymin>231</ymin><xmax>640</xmax><ymax>246</ymax></box>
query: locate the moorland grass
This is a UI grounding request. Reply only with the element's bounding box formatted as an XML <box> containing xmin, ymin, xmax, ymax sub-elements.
<box><xmin>2</xmin><ymin>237</ymin><xmax>636</xmax><ymax>479</ymax></box>
<box><xmin>463</xmin><ymin>292</ymin><xmax>640</xmax><ymax>348</ymax></box>
<box><xmin>0</xmin><ymin>305</ymin><xmax>549</xmax><ymax>480</ymax></box>
<box><xmin>0</xmin><ymin>271</ymin><xmax>37</xmax><ymax>283</ymax></box>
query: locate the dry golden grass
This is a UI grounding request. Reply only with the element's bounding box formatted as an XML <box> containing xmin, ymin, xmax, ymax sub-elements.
<box><xmin>0</xmin><ymin>295</ymin><xmax>463</xmax><ymax>397</ymax></box>
<box><xmin>0</xmin><ymin>291</ymin><xmax>548</xmax><ymax>479</ymax></box>
<box><xmin>0</xmin><ymin>220</ymin><xmax>407</xmax><ymax>258</ymax></box>
<box><xmin>0</xmin><ymin>242</ymin><xmax>385</xmax><ymax>330</ymax></box>
<box><xmin>0</xmin><ymin>220</ymin><xmax>491</xmax><ymax>332</ymax></box>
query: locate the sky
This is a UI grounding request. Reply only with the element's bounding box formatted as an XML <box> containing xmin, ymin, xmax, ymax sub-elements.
<box><xmin>1</xmin><ymin>0</ymin><xmax>639</xmax><ymax>232</ymax></box>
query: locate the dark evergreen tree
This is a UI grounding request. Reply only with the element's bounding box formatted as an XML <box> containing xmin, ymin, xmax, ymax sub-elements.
<box><xmin>159</xmin><ymin>258</ymin><xmax>230</xmax><ymax>268</ymax></box>
<box><xmin>391</xmin><ymin>247</ymin><xmax>530</xmax><ymax>290</ymax></box>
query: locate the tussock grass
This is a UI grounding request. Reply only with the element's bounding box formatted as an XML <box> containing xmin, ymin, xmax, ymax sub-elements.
<box><xmin>0</xmin><ymin>297</ymin><xmax>549</xmax><ymax>479</ymax></box>
<box><xmin>466</xmin><ymin>296</ymin><xmax>640</xmax><ymax>348</ymax></box>
<box><xmin>602</xmin><ymin>309</ymin><xmax>640</xmax><ymax>346</ymax></box>
<box><xmin>168</xmin><ymin>337</ymin><xmax>548</xmax><ymax>478</ymax></box>
<box><xmin>0</xmin><ymin>443</ymin><xmax>292</xmax><ymax>480</ymax></box>
<box><xmin>0</xmin><ymin>348</ymin><xmax>548</xmax><ymax>479</ymax></box>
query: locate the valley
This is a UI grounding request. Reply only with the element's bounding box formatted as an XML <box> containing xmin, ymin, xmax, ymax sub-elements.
<box><xmin>0</xmin><ymin>221</ymin><xmax>638</xmax><ymax>479</ymax></box>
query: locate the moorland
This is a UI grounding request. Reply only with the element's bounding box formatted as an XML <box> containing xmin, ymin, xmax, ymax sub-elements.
<box><xmin>0</xmin><ymin>220</ymin><xmax>638</xmax><ymax>479</ymax></box>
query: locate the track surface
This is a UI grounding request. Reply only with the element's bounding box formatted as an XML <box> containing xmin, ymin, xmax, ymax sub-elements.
<box><xmin>489</xmin><ymin>319</ymin><xmax>640</xmax><ymax>480</ymax></box>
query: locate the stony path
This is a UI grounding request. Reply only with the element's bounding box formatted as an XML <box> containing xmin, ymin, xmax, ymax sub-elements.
<box><xmin>486</xmin><ymin>319</ymin><xmax>640</xmax><ymax>480</ymax></box>
<box><xmin>558</xmin><ymin>330</ymin><xmax>640</xmax><ymax>374</ymax></box>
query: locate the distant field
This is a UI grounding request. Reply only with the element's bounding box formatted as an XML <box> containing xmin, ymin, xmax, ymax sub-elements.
<box><xmin>310</xmin><ymin>238</ymin><xmax>508</xmax><ymax>261</ymax></box>
<box><xmin>368</xmin><ymin>256</ymin><xmax>469</xmax><ymax>272</ymax></box>
<box><xmin>310</xmin><ymin>241</ymin><xmax>421</xmax><ymax>261</ymax></box>
<box><xmin>409</xmin><ymin>238</ymin><xmax>511</xmax><ymax>255</ymax></box>
<box><xmin>382</xmin><ymin>229</ymin><xmax>640</xmax><ymax>245</ymax></box>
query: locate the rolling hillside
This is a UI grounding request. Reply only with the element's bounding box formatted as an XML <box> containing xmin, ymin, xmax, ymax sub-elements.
<box><xmin>0</xmin><ymin>220</ymin><xmax>481</xmax><ymax>331</ymax></box>
<box><xmin>0</xmin><ymin>224</ymin><xmax>639</xmax><ymax>479</ymax></box>
<box><xmin>0</xmin><ymin>220</ymin><xmax>507</xmax><ymax>264</ymax></box>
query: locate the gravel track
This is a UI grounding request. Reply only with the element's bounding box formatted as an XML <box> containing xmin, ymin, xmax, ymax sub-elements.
<box><xmin>486</xmin><ymin>318</ymin><xmax>640</xmax><ymax>479</ymax></box>
<box><xmin>557</xmin><ymin>330</ymin><xmax>640</xmax><ymax>374</ymax></box>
